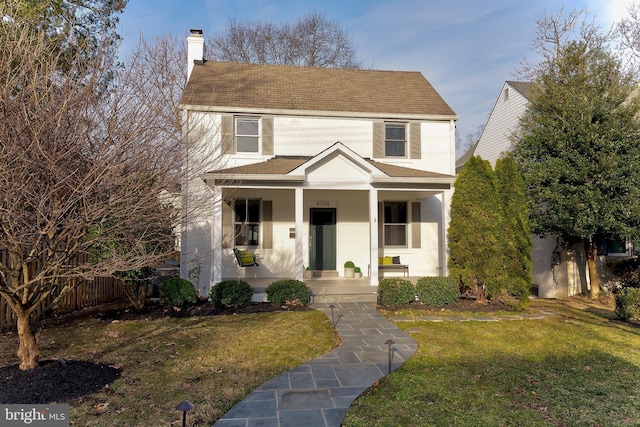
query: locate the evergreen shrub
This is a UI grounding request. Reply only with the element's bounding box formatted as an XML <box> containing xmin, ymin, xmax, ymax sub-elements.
<box><xmin>378</xmin><ymin>278</ymin><xmax>415</xmax><ymax>305</ymax></box>
<box><xmin>159</xmin><ymin>278</ymin><xmax>198</xmax><ymax>309</ymax></box>
<box><xmin>209</xmin><ymin>279</ymin><xmax>253</xmax><ymax>308</ymax></box>
<box><xmin>266</xmin><ymin>279</ymin><xmax>309</xmax><ymax>306</ymax></box>
<box><xmin>416</xmin><ymin>276</ymin><xmax>460</xmax><ymax>305</ymax></box>
<box><xmin>615</xmin><ymin>287</ymin><xmax>640</xmax><ymax>320</ymax></box>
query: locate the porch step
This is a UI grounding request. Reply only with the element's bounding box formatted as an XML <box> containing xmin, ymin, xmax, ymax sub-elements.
<box><xmin>252</xmin><ymin>292</ymin><xmax>378</xmax><ymax>304</ymax></box>
<box><xmin>312</xmin><ymin>270</ymin><xmax>339</xmax><ymax>278</ymax></box>
<box><xmin>310</xmin><ymin>293</ymin><xmax>378</xmax><ymax>303</ymax></box>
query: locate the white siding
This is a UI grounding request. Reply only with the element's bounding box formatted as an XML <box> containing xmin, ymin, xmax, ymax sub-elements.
<box><xmin>419</xmin><ymin>121</ymin><xmax>454</xmax><ymax>175</ymax></box>
<box><xmin>377</xmin><ymin>191</ymin><xmax>443</xmax><ymax>278</ymax></box>
<box><xmin>475</xmin><ymin>83</ymin><xmax>529</xmax><ymax>167</ymax></box>
<box><xmin>202</xmin><ymin>113</ymin><xmax>456</xmax><ymax>175</ymax></box>
<box><xmin>275</xmin><ymin>117</ymin><xmax>373</xmax><ymax>157</ymax></box>
<box><xmin>182</xmin><ymin>108</ymin><xmax>455</xmax><ymax>289</ymax></box>
<box><xmin>180</xmin><ymin>178</ymin><xmax>215</xmax><ymax>295</ymax></box>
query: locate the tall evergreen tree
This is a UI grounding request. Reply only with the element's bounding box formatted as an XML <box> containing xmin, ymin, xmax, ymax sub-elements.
<box><xmin>448</xmin><ymin>156</ymin><xmax>505</xmax><ymax>299</ymax></box>
<box><xmin>495</xmin><ymin>157</ymin><xmax>531</xmax><ymax>302</ymax></box>
<box><xmin>513</xmin><ymin>9</ymin><xmax>640</xmax><ymax>298</ymax></box>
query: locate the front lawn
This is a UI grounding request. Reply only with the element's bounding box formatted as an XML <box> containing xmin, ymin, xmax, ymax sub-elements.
<box><xmin>2</xmin><ymin>298</ymin><xmax>639</xmax><ymax>426</ymax></box>
<box><xmin>344</xmin><ymin>299</ymin><xmax>640</xmax><ymax>426</ymax></box>
<box><xmin>0</xmin><ymin>306</ymin><xmax>339</xmax><ymax>426</ymax></box>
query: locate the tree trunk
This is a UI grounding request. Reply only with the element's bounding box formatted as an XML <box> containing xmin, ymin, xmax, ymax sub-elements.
<box><xmin>16</xmin><ymin>311</ymin><xmax>39</xmax><ymax>370</ymax></box>
<box><xmin>586</xmin><ymin>238</ymin><xmax>600</xmax><ymax>299</ymax></box>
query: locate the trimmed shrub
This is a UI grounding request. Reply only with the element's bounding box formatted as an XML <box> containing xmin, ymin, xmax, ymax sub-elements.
<box><xmin>615</xmin><ymin>288</ymin><xmax>640</xmax><ymax>321</ymax></box>
<box><xmin>416</xmin><ymin>276</ymin><xmax>460</xmax><ymax>305</ymax></box>
<box><xmin>159</xmin><ymin>278</ymin><xmax>197</xmax><ymax>309</ymax></box>
<box><xmin>378</xmin><ymin>278</ymin><xmax>415</xmax><ymax>305</ymax></box>
<box><xmin>209</xmin><ymin>280</ymin><xmax>253</xmax><ymax>308</ymax></box>
<box><xmin>266</xmin><ymin>279</ymin><xmax>309</xmax><ymax>306</ymax></box>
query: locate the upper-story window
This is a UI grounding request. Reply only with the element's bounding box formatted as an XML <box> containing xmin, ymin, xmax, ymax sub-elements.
<box><xmin>235</xmin><ymin>117</ymin><xmax>260</xmax><ymax>153</ymax></box>
<box><xmin>385</xmin><ymin>123</ymin><xmax>406</xmax><ymax>157</ymax></box>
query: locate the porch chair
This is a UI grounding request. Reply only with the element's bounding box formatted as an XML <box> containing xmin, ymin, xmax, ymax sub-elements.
<box><xmin>233</xmin><ymin>248</ymin><xmax>259</xmax><ymax>267</ymax></box>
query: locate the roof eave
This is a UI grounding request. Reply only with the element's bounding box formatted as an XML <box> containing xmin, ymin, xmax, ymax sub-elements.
<box><xmin>179</xmin><ymin>103</ymin><xmax>458</xmax><ymax>121</ymax></box>
<box><xmin>203</xmin><ymin>173</ymin><xmax>305</xmax><ymax>183</ymax></box>
<box><xmin>373</xmin><ymin>177</ymin><xmax>455</xmax><ymax>185</ymax></box>
<box><xmin>202</xmin><ymin>173</ymin><xmax>454</xmax><ymax>189</ymax></box>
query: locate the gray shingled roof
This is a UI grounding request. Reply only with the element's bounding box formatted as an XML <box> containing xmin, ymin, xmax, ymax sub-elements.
<box><xmin>507</xmin><ymin>81</ymin><xmax>535</xmax><ymax>100</ymax></box>
<box><xmin>181</xmin><ymin>61</ymin><xmax>457</xmax><ymax>117</ymax></box>
<box><xmin>208</xmin><ymin>156</ymin><xmax>455</xmax><ymax>179</ymax></box>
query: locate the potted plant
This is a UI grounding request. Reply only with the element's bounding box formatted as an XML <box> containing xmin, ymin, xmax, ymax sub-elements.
<box><xmin>304</xmin><ymin>266</ymin><xmax>314</xmax><ymax>279</ymax></box>
<box><xmin>354</xmin><ymin>266</ymin><xmax>362</xmax><ymax>279</ymax></box>
<box><xmin>344</xmin><ymin>261</ymin><xmax>355</xmax><ymax>278</ymax></box>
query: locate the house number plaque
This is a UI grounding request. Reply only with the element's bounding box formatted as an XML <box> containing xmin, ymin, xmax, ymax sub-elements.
<box><xmin>312</xmin><ymin>200</ymin><xmax>337</xmax><ymax>207</ymax></box>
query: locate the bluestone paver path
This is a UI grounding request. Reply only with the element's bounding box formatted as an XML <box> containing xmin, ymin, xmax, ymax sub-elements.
<box><xmin>212</xmin><ymin>302</ymin><xmax>418</xmax><ymax>427</ymax></box>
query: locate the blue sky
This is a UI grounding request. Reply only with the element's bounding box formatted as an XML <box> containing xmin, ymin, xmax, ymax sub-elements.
<box><xmin>118</xmin><ymin>0</ymin><xmax>633</xmax><ymax>152</ymax></box>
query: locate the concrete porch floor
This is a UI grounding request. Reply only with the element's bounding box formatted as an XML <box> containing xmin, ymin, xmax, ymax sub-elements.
<box><xmin>232</xmin><ymin>276</ymin><xmax>421</xmax><ymax>303</ymax></box>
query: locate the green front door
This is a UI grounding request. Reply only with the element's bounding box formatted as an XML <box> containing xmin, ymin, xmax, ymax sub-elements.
<box><xmin>310</xmin><ymin>208</ymin><xmax>336</xmax><ymax>270</ymax></box>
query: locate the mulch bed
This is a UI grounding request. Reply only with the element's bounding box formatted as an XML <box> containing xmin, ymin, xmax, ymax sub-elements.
<box><xmin>0</xmin><ymin>360</ymin><xmax>121</xmax><ymax>404</ymax></box>
<box><xmin>380</xmin><ymin>296</ymin><xmax>518</xmax><ymax>313</ymax></box>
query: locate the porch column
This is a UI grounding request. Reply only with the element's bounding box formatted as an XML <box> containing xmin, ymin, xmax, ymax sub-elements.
<box><xmin>294</xmin><ymin>187</ymin><xmax>304</xmax><ymax>281</ymax></box>
<box><xmin>369</xmin><ymin>187</ymin><xmax>379</xmax><ymax>286</ymax></box>
<box><xmin>441</xmin><ymin>189</ymin><xmax>450</xmax><ymax>277</ymax></box>
<box><xmin>212</xmin><ymin>186</ymin><xmax>223</xmax><ymax>286</ymax></box>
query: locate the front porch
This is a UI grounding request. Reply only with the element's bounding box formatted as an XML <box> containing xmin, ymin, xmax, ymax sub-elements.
<box><xmin>242</xmin><ymin>275</ymin><xmax>422</xmax><ymax>303</ymax></box>
<box><xmin>183</xmin><ymin>143</ymin><xmax>454</xmax><ymax>295</ymax></box>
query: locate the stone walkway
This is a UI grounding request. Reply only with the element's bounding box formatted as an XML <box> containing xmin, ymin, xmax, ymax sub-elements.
<box><xmin>212</xmin><ymin>302</ymin><xmax>418</xmax><ymax>427</ymax></box>
<box><xmin>212</xmin><ymin>303</ymin><xmax>558</xmax><ymax>427</ymax></box>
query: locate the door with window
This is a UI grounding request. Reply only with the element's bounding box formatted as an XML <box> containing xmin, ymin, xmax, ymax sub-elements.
<box><xmin>309</xmin><ymin>208</ymin><xmax>336</xmax><ymax>270</ymax></box>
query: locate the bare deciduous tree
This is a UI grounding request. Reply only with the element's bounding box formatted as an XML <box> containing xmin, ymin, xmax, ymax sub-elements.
<box><xmin>615</xmin><ymin>1</ymin><xmax>640</xmax><ymax>79</ymax></box>
<box><xmin>517</xmin><ymin>6</ymin><xmax>612</xmax><ymax>81</ymax></box>
<box><xmin>210</xmin><ymin>11</ymin><xmax>362</xmax><ymax>68</ymax></box>
<box><xmin>0</xmin><ymin>20</ymin><xmax>190</xmax><ymax>369</ymax></box>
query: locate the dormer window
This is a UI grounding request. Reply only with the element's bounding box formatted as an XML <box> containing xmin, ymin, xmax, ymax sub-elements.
<box><xmin>385</xmin><ymin>123</ymin><xmax>406</xmax><ymax>157</ymax></box>
<box><xmin>235</xmin><ymin>117</ymin><xmax>260</xmax><ymax>153</ymax></box>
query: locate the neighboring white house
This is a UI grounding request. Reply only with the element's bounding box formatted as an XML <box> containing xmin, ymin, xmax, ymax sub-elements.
<box><xmin>179</xmin><ymin>30</ymin><xmax>458</xmax><ymax>296</ymax></box>
<box><xmin>467</xmin><ymin>81</ymin><xmax>633</xmax><ymax>298</ymax></box>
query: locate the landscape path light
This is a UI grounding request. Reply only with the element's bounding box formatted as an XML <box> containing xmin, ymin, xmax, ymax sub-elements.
<box><xmin>176</xmin><ymin>400</ymin><xmax>194</xmax><ymax>427</ymax></box>
<box><xmin>329</xmin><ymin>304</ymin><xmax>335</xmax><ymax>326</ymax></box>
<box><xmin>385</xmin><ymin>339</ymin><xmax>395</xmax><ymax>374</ymax></box>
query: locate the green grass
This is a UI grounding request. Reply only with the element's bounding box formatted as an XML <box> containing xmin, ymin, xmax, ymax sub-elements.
<box><xmin>1</xmin><ymin>310</ymin><xmax>339</xmax><ymax>426</ymax></box>
<box><xmin>343</xmin><ymin>300</ymin><xmax>640</xmax><ymax>426</ymax></box>
<box><xmin>4</xmin><ymin>299</ymin><xmax>640</xmax><ymax>426</ymax></box>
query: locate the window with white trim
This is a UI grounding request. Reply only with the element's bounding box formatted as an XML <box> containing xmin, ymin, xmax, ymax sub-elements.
<box><xmin>383</xmin><ymin>201</ymin><xmax>407</xmax><ymax>246</ymax></box>
<box><xmin>234</xmin><ymin>199</ymin><xmax>260</xmax><ymax>246</ymax></box>
<box><xmin>235</xmin><ymin>117</ymin><xmax>260</xmax><ymax>153</ymax></box>
<box><xmin>385</xmin><ymin>123</ymin><xmax>406</xmax><ymax>157</ymax></box>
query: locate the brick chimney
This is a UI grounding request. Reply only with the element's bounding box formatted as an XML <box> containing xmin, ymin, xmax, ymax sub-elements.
<box><xmin>187</xmin><ymin>29</ymin><xmax>205</xmax><ymax>80</ymax></box>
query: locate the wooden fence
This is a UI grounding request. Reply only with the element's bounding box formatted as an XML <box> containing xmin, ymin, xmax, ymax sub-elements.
<box><xmin>0</xmin><ymin>275</ymin><xmax>125</xmax><ymax>331</ymax></box>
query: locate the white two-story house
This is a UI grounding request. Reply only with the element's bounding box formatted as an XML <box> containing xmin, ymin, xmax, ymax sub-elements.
<box><xmin>179</xmin><ymin>30</ymin><xmax>457</xmax><ymax>296</ymax></box>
